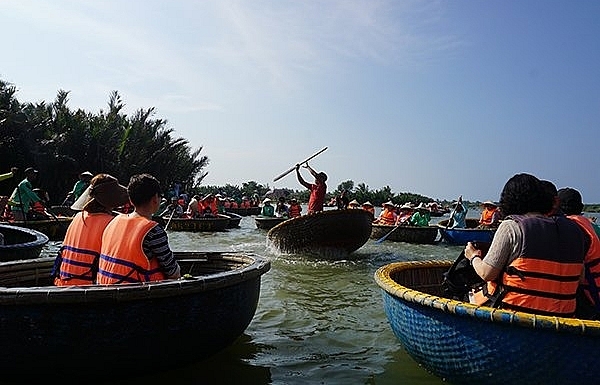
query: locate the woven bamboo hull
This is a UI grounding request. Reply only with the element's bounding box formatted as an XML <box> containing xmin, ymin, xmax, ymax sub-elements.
<box><xmin>0</xmin><ymin>224</ymin><xmax>49</xmax><ymax>262</ymax></box>
<box><xmin>436</xmin><ymin>218</ymin><xmax>496</xmax><ymax>245</ymax></box>
<box><xmin>0</xmin><ymin>251</ymin><xmax>270</xmax><ymax>380</ymax></box>
<box><xmin>4</xmin><ymin>218</ymin><xmax>70</xmax><ymax>242</ymax></box>
<box><xmin>375</xmin><ymin>260</ymin><xmax>600</xmax><ymax>385</ymax></box>
<box><xmin>370</xmin><ymin>224</ymin><xmax>439</xmax><ymax>244</ymax></box>
<box><xmin>166</xmin><ymin>216</ymin><xmax>230</xmax><ymax>232</ymax></box>
<box><xmin>226</xmin><ymin>207</ymin><xmax>262</xmax><ymax>216</ymax></box>
<box><xmin>266</xmin><ymin>209</ymin><xmax>373</xmax><ymax>258</ymax></box>
<box><xmin>255</xmin><ymin>216</ymin><xmax>286</xmax><ymax>230</ymax></box>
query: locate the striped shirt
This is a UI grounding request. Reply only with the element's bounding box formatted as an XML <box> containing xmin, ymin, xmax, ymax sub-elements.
<box><xmin>142</xmin><ymin>224</ymin><xmax>181</xmax><ymax>277</ymax></box>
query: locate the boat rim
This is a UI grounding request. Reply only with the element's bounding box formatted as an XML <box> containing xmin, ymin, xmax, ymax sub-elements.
<box><xmin>375</xmin><ymin>259</ymin><xmax>600</xmax><ymax>334</ymax></box>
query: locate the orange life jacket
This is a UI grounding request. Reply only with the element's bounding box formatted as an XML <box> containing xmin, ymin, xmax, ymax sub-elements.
<box><xmin>288</xmin><ymin>203</ymin><xmax>302</xmax><ymax>218</ymax></box>
<box><xmin>480</xmin><ymin>207</ymin><xmax>498</xmax><ymax>225</ymax></box>
<box><xmin>487</xmin><ymin>215</ymin><xmax>585</xmax><ymax>317</ymax></box>
<box><xmin>568</xmin><ymin>214</ymin><xmax>600</xmax><ymax>309</ymax></box>
<box><xmin>97</xmin><ymin>215</ymin><xmax>166</xmax><ymax>284</ymax></box>
<box><xmin>54</xmin><ymin>212</ymin><xmax>114</xmax><ymax>286</ymax></box>
<box><xmin>378</xmin><ymin>209</ymin><xmax>397</xmax><ymax>226</ymax></box>
<box><xmin>31</xmin><ymin>201</ymin><xmax>45</xmax><ymax>214</ymax></box>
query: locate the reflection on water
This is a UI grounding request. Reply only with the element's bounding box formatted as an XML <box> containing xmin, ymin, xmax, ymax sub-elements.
<box><xmin>38</xmin><ymin>214</ymin><xmax>461</xmax><ymax>385</ymax></box>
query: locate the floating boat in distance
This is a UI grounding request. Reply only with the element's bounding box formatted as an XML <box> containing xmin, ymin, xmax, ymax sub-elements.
<box><xmin>165</xmin><ymin>215</ymin><xmax>230</xmax><ymax>232</ymax></box>
<box><xmin>0</xmin><ymin>224</ymin><xmax>49</xmax><ymax>261</ymax></box>
<box><xmin>225</xmin><ymin>206</ymin><xmax>262</xmax><ymax>216</ymax></box>
<box><xmin>375</xmin><ymin>260</ymin><xmax>600</xmax><ymax>385</ymax></box>
<box><xmin>436</xmin><ymin>218</ymin><xmax>496</xmax><ymax>245</ymax></box>
<box><xmin>3</xmin><ymin>217</ymin><xmax>72</xmax><ymax>241</ymax></box>
<box><xmin>224</xmin><ymin>211</ymin><xmax>243</xmax><ymax>228</ymax></box>
<box><xmin>0</xmin><ymin>251</ymin><xmax>270</xmax><ymax>381</ymax></box>
<box><xmin>267</xmin><ymin>209</ymin><xmax>373</xmax><ymax>258</ymax></box>
<box><xmin>370</xmin><ymin>224</ymin><xmax>439</xmax><ymax>244</ymax></box>
<box><xmin>254</xmin><ymin>216</ymin><xmax>286</xmax><ymax>230</ymax></box>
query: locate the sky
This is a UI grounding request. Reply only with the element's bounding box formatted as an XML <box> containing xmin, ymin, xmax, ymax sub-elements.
<box><xmin>2</xmin><ymin>1</ymin><xmax>600</xmax><ymax>202</ymax></box>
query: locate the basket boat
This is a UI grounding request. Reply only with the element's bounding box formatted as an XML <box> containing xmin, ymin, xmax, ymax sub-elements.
<box><xmin>225</xmin><ymin>206</ymin><xmax>262</xmax><ymax>216</ymax></box>
<box><xmin>166</xmin><ymin>215</ymin><xmax>230</xmax><ymax>232</ymax></box>
<box><xmin>436</xmin><ymin>218</ymin><xmax>496</xmax><ymax>245</ymax></box>
<box><xmin>375</xmin><ymin>260</ymin><xmax>600</xmax><ymax>385</ymax></box>
<box><xmin>254</xmin><ymin>216</ymin><xmax>286</xmax><ymax>230</ymax></box>
<box><xmin>0</xmin><ymin>224</ymin><xmax>49</xmax><ymax>261</ymax></box>
<box><xmin>48</xmin><ymin>205</ymin><xmax>78</xmax><ymax>217</ymax></box>
<box><xmin>371</xmin><ymin>224</ymin><xmax>439</xmax><ymax>244</ymax></box>
<box><xmin>0</xmin><ymin>251</ymin><xmax>270</xmax><ymax>380</ymax></box>
<box><xmin>3</xmin><ymin>217</ymin><xmax>71</xmax><ymax>241</ymax></box>
<box><xmin>266</xmin><ymin>209</ymin><xmax>372</xmax><ymax>257</ymax></box>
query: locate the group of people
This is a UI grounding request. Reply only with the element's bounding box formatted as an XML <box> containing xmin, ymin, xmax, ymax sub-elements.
<box><xmin>463</xmin><ymin>173</ymin><xmax>600</xmax><ymax>319</ymax></box>
<box><xmin>52</xmin><ymin>173</ymin><xmax>181</xmax><ymax>286</ymax></box>
<box><xmin>446</xmin><ymin>197</ymin><xmax>502</xmax><ymax>229</ymax></box>
<box><xmin>372</xmin><ymin>201</ymin><xmax>433</xmax><ymax>227</ymax></box>
<box><xmin>259</xmin><ymin>197</ymin><xmax>303</xmax><ymax>219</ymax></box>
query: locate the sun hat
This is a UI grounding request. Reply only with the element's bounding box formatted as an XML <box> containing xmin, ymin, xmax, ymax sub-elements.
<box><xmin>24</xmin><ymin>167</ymin><xmax>38</xmax><ymax>174</ymax></box>
<box><xmin>79</xmin><ymin>171</ymin><xmax>93</xmax><ymax>178</ymax></box>
<box><xmin>383</xmin><ymin>201</ymin><xmax>395</xmax><ymax>207</ymax></box>
<box><xmin>348</xmin><ymin>199</ymin><xmax>360</xmax><ymax>206</ymax></box>
<box><xmin>362</xmin><ymin>201</ymin><xmax>373</xmax><ymax>207</ymax></box>
<box><xmin>416</xmin><ymin>202</ymin><xmax>430</xmax><ymax>210</ymax></box>
<box><xmin>400</xmin><ymin>203</ymin><xmax>413</xmax><ymax>210</ymax></box>
<box><xmin>71</xmin><ymin>174</ymin><xmax>129</xmax><ymax>211</ymax></box>
<box><xmin>482</xmin><ymin>200</ymin><xmax>497</xmax><ymax>207</ymax></box>
<box><xmin>262</xmin><ymin>198</ymin><xmax>272</xmax><ymax>204</ymax></box>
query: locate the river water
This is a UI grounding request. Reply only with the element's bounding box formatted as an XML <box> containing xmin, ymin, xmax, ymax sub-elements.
<box><xmin>37</xmin><ymin>209</ymin><xmax>598</xmax><ymax>385</ymax></box>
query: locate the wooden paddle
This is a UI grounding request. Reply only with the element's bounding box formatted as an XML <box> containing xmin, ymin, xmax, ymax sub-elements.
<box><xmin>164</xmin><ymin>208</ymin><xmax>176</xmax><ymax>231</ymax></box>
<box><xmin>374</xmin><ymin>224</ymin><xmax>400</xmax><ymax>244</ymax></box>
<box><xmin>273</xmin><ymin>147</ymin><xmax>328</xmax><ymax>182</ymax></box>
<box><xmin>445</xmin><ymin>196</ymin><xmax>462</xmax><ymax>229</ymax></box>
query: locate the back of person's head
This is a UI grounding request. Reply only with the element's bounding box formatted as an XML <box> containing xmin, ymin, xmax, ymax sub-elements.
<box><xmin>539</xmin><ymin>179</ymin><xmax>558</xmax><ymax>215</ymax></box>
<box><xmin>499</xmin><ymin>173</ymin><xmax>547</xmax><ymax>216</ymax></box>
<box><xmin>557</xmin><ymin>187</ymin><xmax>584</xmax><ymax>215</ymax></box>
<box><xmin>317</xmin><ymin>172</ymin><xmax>327</xmax><ymax>182</ymax></box>
<box><xmin>128</xmin><ymin>174</ymin><xmax>161</xmax><ymax>206</ymax></box>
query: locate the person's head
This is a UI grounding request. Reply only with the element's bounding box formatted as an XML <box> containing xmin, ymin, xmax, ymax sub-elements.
<box><xmin>316</xmin><ymin>172</ymin><xmax>327</xmax><ymax>183</ymax></box>
<box><xmin>557</xmin><ymin>187</ymin><xmax>584</xmax><ymax>215</ymax></box>
<box><xmin>499</xmin><ymin>173</ymin><xmax>547</xmax><ymax>216</ymax></box>
<box><xmin>71</xmin><ymin>173</ymin><xmax>129</xmax><ymax>213</ymax></box>
<box><xmin>263</xmin><ymin>198</ymin><xmax>273</xmax><ymax>206</ymax></box>
<box><xmin>24</xmin><ymin>167</ymin><xmax>38</xmax><ymax>180</ymax></box>
<box><xmin>540</xmin><ymin>179</ymin><xmax>559</xmax><ymax>215</ymax></box>
<box><xmin>79</xmin><ymin>171</ymin><xmax>93</xmax><ymax>181</ymax></box>
<box><xmin>128</xmin><ymin>174</ymin><xmax>161</xmax><ymax>208</ymax></box>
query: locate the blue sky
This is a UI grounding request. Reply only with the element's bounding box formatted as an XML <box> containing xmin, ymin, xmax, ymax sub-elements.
<box><xmin>3</xmin><ymin>1</ymin><xmax>599</xmax><ymax>202</ymax></box>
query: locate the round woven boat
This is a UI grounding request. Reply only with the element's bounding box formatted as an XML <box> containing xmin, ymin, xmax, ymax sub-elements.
<box><xmin>267</xmin><ymin>209</ymin><xmax>372</xmax><ymax>257</ymax></box>
<box><xmin>0</xmin><ymin>251</ymin><xmax>270</xmax><ymax>380</ymax></box>
<box><xmin>375</xmin><ymin>260</ymin><xmax>600</xmax><ymax>385</ymax></box>
<box><xmin>10</xmin><ymin>217</ymin><xmax>72</xmax><ymax>241</ymax></box>
<box><xmin>255</xmin><ymin>216</ymin><xmax>286</xmax><ymax>230</ymax></box>
<box><xmin>370</xmin><ymin>224</ymin><xmax>439</xmax><ymax>244</ymax></box>
<box><xmin>0</xmin><ymin>224</ymin><xmax>49</xmax><ymax>261</ymax></box>
<box><xmin>166</xmin><ymin>216</ymin><xmax>230</xmax><ymax>232</ymax></box>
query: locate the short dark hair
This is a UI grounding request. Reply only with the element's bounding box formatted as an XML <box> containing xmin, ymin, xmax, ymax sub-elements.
<box><xmin>127</xmin><ymin>174</ymin><xmax>161</xmax><ymax>206</ymax></box>
<box><xmin>558</xmin><ymin>187</ymin><xmax>584</xmax><ymax>215</ymax></box>
<box><xmin>499</xmin><ymin>173</ymin><xmax>547</xmax><ymax>216</ymax></box>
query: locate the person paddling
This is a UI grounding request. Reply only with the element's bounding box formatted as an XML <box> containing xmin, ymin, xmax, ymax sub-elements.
<box><xmin>295</xmin><ymin>162</ymin><xmax>327</xmax><ymax>214</ymax></box>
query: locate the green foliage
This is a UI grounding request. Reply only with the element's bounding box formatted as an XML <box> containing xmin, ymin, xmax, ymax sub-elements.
<box><xmin>0</xmin><ymin>80</ymin><xmax>207</xmax><ymax>202</ymax></box>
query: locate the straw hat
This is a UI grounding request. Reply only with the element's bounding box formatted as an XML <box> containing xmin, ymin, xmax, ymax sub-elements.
<box><xmin>79</xmin><ymin>171</ymin><xmax>93</xmax><ymax>178</ymax></box>
<box><xmin>71</xmin><ymin>174</ymin><xmax>129</xmax><ymax>211</ymax></box>
<box><xmin>383</xmin><ymin>201</ymin><xmax>395</xmax><ymax>207</ymax></box>
<box><xmin>348</xmin><ymin>199</ymin><xmax>360</xmax><ymax>206</ymax></box>
<box><xmin>362</xmin><ymin>201</ymin><xmax>373</xmax><ymax>207</ymax></box>
<box><xmin>416</xmin><ymin>202</ymin><xmax>430</xmax><ymax>211</ymax></box>
<box><xmin>482</xmin><ymin>200</ymin><xmax>497</xmax><ymax>207</ymax></box>
<box><xmin>400</xmin><ymin>203</ymin><xmax>413</xmax><ymax>210</ymax></box>
<box><xmin>262</xmin><ymin>198</ymin><xmax>272</xmax><ymax>204</ymax></box>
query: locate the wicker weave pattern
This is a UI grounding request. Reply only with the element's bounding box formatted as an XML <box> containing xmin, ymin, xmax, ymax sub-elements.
<box><xmin>0</xmin><ymin>251</ymin><xmax>270</xmax><ymax>379</ymax></box>
<box><xmin>266</xmin><ymin>209</ymin><xmax>372</xmax><ymax>257</ymax></box>
<box><xmin>375</xmin><ymin>260</ymin><xmax>600</xmax><ymax>384</ymax></box>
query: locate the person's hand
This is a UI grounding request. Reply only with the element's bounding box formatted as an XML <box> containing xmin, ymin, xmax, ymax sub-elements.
<box><xmin>295</xmin><ymin>164</ymin><xmax>300</xmax><ymax>171</ymax></box>
<box><xmin>464</xmin><ymin>242</ymin><xmax>481</xmax><ymax>261</ymax></box>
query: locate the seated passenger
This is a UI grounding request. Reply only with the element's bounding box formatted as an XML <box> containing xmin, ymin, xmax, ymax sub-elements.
<box><xmin>479</xmin><ymin>201</ymin><xmax>501</xmax><ymax>228</ymax></box>
<box><xmin>396</xmin><ymin>204</ymin><xmax>413</xmax><ymax>225</ymax></box>
<box><xmin>97</xmin><ymin>174</ymin><xmax>181</xmax><ymax>284</ymax></box>
<box><xmin>261</xmin><ymin>198</ymin><xmax>275</xmax><ymax>217</ymax></box>
<box><xmin>409</xmin><ymin>203</ymin><xmax>431</xmax><ymax>227</ymax></box>
<box><xmin>288</xmin><ymin>198</ymin><xmax>302</xmax><ymax>218</ymax></box>
<box><xmin>374</xmin><ymin>201</ymin><xmax>397</xmax><ymax>225</ymax></box>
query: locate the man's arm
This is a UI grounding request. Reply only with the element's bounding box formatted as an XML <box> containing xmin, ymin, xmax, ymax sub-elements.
<box><xmin>296</xmin><ymin>164</ymin><xmax>311</xmax><ymax>189</ymax></box>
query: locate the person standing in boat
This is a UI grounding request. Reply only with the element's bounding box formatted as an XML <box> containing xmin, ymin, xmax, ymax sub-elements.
<box><xmin>295</xmin><ymin>162</ymin><xmax>327</xmax><ymax>214</ymax></box>
<box><xmin>464</xmin><ymin>173</ymin><xmax>587</xmax><ymax>317</ymax></box>
<box><xmin>63</xmin><ymin>171</ymin><xmax>93</xmax><ymax>205</ymax></box>
<box><xmin>98</xmin><ymin>173</ymin><xmax>181</xmax><ymax>284</ymax></box>
<box><xmin>8</xmin><ymin>167</ymin><xmax>43</xmax><ymax>221</ymax></box>
<box><xmin>448</xmin><ymin>196</ymin><xmax>468</xmax><ymax>229</ymax></box>
<box><xmin>52</xmin><ymin>174</ymin><xmax>130</xmax><ymax>286</ymax></box>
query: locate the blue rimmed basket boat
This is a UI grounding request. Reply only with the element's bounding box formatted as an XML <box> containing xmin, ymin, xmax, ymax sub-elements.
<box><xmin>0</xmin><ymin>251</ymin><xmax>270</xmax><ymax>381</ymax></box>
<box><xmin>436</xmin><ymin>218</ymin><xmax>496</xmax><ymax>245</ymax></box>
<box><xmin>370</xmin><ymin>224</ymin><xmax>439</xmax><ymax>244</ymax></box>
<box><xmin>375</xmin><ymin>260</ymin><xmax>600</xmax><ymax>385</ymax></box>
<box><xmin>0</xmin><ymin>224</ymin><xmax>49</xmax><ymax>261</ymax></box>
<box><xmin>266</xmin><ymin>209</ymin><xmax>373</xmax><ymax>258</ymax></box>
